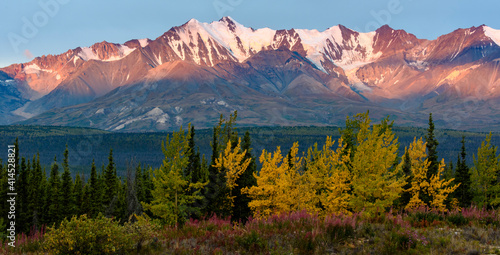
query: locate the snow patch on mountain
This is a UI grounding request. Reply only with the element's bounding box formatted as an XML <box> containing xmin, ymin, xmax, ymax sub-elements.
<box><xmin>103</xmin><ymin>45</ymin><xmax>136</xmax><ymax>62</ymax></box>
<box><xmin>138</xmin><ymin>38</ymin><xmax>149</xmax><ymax>47</ymax></box>
<box><xmin>23</xmin><ymin>64</ymin><xmax>53</xmax><ymax>74</ymax></box>
<box><xmin>78</xmin><ymin>47</ymin><xmax>99</xmax><ymax>61</ymax></box>
<box><xmin>78</xmin><ymin>45</ymin><xmax>136</xmax><ymax>62</ymax></box>
<box><xmin>296</xmin><ymin>27</ymin><xmax>381</xmax><ymax>71</ymax></box>
<box><xmin>484</xmin><ymin>26</ymin><xmax>500</xmax><ymax>46</ymax></box>
<box><xmin>169</xmin><ymin>17</ymin><xmax>275</xmax><ymax>65</ymax></box>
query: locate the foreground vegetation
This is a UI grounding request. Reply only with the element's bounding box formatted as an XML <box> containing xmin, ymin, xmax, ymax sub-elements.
<box><xmin>2</xmin><ymin>207</ymin><xmax>500</xmax><ymax>254</ymax></box>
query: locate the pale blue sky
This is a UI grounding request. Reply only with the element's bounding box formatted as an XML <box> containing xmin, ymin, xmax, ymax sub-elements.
<box><xmin>1</xmin><ymin>0</ymin><xmax>499</xmax><ymax>67</ymax></box>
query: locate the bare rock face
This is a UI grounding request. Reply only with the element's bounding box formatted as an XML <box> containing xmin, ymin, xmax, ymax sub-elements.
<box><xmin>2</xmin><ymin>18</ymin><xmax>500</xmax><ymax>131</ymax></box>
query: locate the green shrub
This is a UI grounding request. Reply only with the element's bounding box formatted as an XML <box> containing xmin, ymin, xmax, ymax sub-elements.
<box><xmin>236</xmin><ymin>230</ymin><xmax>266</xmax><ymax>252</ymax></box>
<box><xmin>44</xmin><ymin>214</ymin><xmax>133</xmax><ymax>255</ymax></box>
<box><xmin>124</xmin><ymin>214</ymin><xmax>160</xmax><ymax>252</ymax></box>
<box><xmin>446</xmin><ymin>213</ymin><xmax>470</xmax><ymax>227</ymax></box>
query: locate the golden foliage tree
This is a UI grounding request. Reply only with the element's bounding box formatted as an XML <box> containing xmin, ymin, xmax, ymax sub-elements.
<box><xmin>243</xmin><ymin>142</ymin><xmax>304</xmax><ymax>218</ymax></box>
<box><xmin>404</xmin><ymin>137</ymin><xmax>431</xmax><ymax>210</ymax></box>
<box><xmin>214</xmin><ymin>138</ymin><xmax>251</xmax><ymax>208</ymax></box>
<box><xmin>471</xmin><ymin>132</ymin><xmax>500</xmax><ymax>208</ymax></box>
<box><xmin>427</xmin><ymin>159</ymin><xmax>459</xmax><ymax>212</ymax></box>
<box><xmin>304</xmin><ymin>136</ymin><xmax>351</xmax><ymax>215</ymax></box>
<box><xmin>404</xmin><ymin>137</ymin><xmax>459</xmax><ymax>212</ymax></box>
<box><xmin>348</xmin><ymin>114</ymin><xmax>405</xmax><ymax>216</ymax></box>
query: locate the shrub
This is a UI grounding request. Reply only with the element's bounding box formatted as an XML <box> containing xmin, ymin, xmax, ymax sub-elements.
<box><xmin>408</xmin><ymin>207</ymin><xmax>444</xmax><ymax>227</ymax></box>
<box><xmin>124</xmin><ymin>214</ymin><xmax>160</xmax><ymax>252</ymax></box>
<box><xmin>44</xmin><ymin>214</ymin><xmax>133</xmax><ymax>255</ymax></box>
<box><xmin>446</xmin><ymin>213</ymin><xmax>470</xmax><ymax>227</ymax></box>
<box><xmin>236</xmin><ymin>230</ymin><xmax>266</xmax><ymax>252</ymax></box>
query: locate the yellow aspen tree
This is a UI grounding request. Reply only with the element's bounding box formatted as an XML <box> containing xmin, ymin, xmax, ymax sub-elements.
<box><xmin>404</xmin><ymin>137</ymin><xmax>459</xmax><ymax>212</ymax></box>
<box><xmin>349</xmin><ymin>115</ymin><xmax>405</xmax><ymax>217</ymax></box>
<box><xmin>243</xmin><ymin>142</ymin><xmax>304</xmax><ymax>218</ymax></box>
<box><xmin>427</xmin><ymin>159</ymin><xmax>459</xmax><ymax>212</ymax></box>
<box><xmin>471</xmin><ymin>132</ymin><xmax>500</xmax><ymax>208</ymax></box>
<box><xmin>305</xmin><ymin>136</ymin><xmax>351</xmax><ymax>216</ymax></box>
<box><xmin>281</xmin><ymin>142</ymin><xmax>307</xmax><ymax>213</ymax></box>
<box><xmin>404</xmin><ymin>137</ymin><xmax>430</xmax><ymax>210</ymax></box>
<box><xmin>214</xmin><ymin>138</ymin><xmax>251</xmax><ymax>208</ymax></box>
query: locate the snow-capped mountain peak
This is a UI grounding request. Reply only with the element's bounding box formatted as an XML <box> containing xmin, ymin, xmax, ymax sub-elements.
<box><xmin>484</xmin><ymin>26</ymin><xmax>500</xmax><ymax>46</ymax></box>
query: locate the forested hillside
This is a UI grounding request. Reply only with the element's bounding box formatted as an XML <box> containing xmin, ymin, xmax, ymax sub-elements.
<box><xmin>0</xmin><ymin>124</ymin><xmax>497</xmax><ymax>175</ymax></box>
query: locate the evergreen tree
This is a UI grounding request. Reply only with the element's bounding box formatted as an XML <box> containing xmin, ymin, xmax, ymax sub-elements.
<box><xmin>47</xmin><ymin>156</ymin><xmax>62</xmax><ymax>224</ymax></box>
<box><xmin>444</xmin><ymin>160</ymin><xmax>454</xmax><ymax>180</ymax></box>
<box><xmin>339</xmin><ymin>112</ymin><xmax>366</xmax><ymax>162</ymax></box>
<box><xmin>88</xmin><ymin>160</ymin><xmax>101</xmax><ymax>217</ymax></box>
<box><xmin>80</xmin><ymin>183</ymin><xmax>91</xmax><ymax>216</ymax></box>
<box><xmin>425</xmin><ymin>113</ymin><xmax>439</xmax><ymax>179</ymax></box>
<box><xmin>204</xmin><ymin>125</ymin><xmax>223</xmax><ymax>216</ymax></box>
<box><xmin>204</xmin><ymin>114</ymin><xmax>237</xmax><ymax>217</ymax></box>
<box><xmin>17</xmin><ymin>157</ymin><xmax>30</xmax><ymax>233</ymax></box>
<box><xmin>143</xmin><ymin>126</ymin><xmax>206</xmax><ymax>226</ymax></box>
<box><xmin>40</xmin><ymin>167</ymin><xmax>49</xmax><ymax>225</ymax></box>
<box><xmin>125</xmin><ymin>164</ymin><xmax>142</xmax><ymax>219</ymax></box>
<box><xmin>142</xmin><ymin>166</ymin><xmax>154</xmax><ymax>205</ymax></box>
<box><xmin>186</xmin><ymin>125</ymin><xmax>201</xmax><ymax>183</ymax></box>
<box><xmin>60</xmin><ymin>145</ymin><xmax>74</xmax><ymax>220</ymax></box>
<box><xmin>200</xmin><ymin>154</ymin><xmax>209</xmax><ymax>183</ymax></box>
<box><xmin>73</xmin><ymin>173</ymin><xmax>84</xmax><ymax>216</ymax></box>
<box><xmin>103</xmin><ymin>149</ymin><xmax>118</xmax><ymax>209</ymax></box>
<box><xmin>135</xmin><ymin>163</ymin><xmax>144</xmax><ymax>203</ymax></box>
<box><xmin>28</xmin><ymin>154</ymin><xmax>43</xmax><ymax>229</ymax></box>
<box><xmin>114</xmin><ymin>178</ymin><xmax>127</xmax><ymax>221</ymax></box>
<box><xmin>455</xmin><ymin>136</ymin><xmax>472</xmax><ymax>208</ymax></box>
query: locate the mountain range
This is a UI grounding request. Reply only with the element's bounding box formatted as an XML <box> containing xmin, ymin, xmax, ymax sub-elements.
<box><xmin>1</xmin><ymin>17</ymin><xmax>500</xmax><ymax>131</ymax></box>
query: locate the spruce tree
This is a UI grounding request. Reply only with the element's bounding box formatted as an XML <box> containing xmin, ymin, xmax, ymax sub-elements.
<box><xmin>28</xmin><ymin>154</ymin><xmax>43</xmax><ymax>229</ymax></box>
<box><xmin>204</xmin><ymin>115</ymin><xmax>236</xmax><ymax>218</ymax></box>
<box><xmin>134</xmin><ymin>163</ymin><xmax>144</xmax><ymax>203</ymax></box>
<box><xmin>425</xmin><ymin>113</ymin><xmax>439</xmax><ymax>179</ymax></box>
<box><xmin>17</xmin><ymin>157</ymin><xmax>30</xmax><ymax>233</ymax></box>
<box><xmin>60</xmin><ymin>145</ymin><xmax>74</xmax><ymax>220</ymax></box>
<box><xmin>47</xmin><ymin>156</ymin><xmax>61</xmax><ymax>224</ymax></box>
<box><xmin>114</xmin><ymin>178</ymin><xmax>127</xmax><ymax>221</ymax></box>
<box><xmin>126</xmin><ymin>164</ymin><xmax>142</xmax><ymax>219</ymax></box>
<box><xmin>339</xmin><ymin>112</ymin><xmax>365</xmax><ymax>159</ymax></box>
<box><xmin>89</xmin><ymin>160</ymin><xmax>101</xmax><ymax>217</ymax></box>
<box><xmin>455</xmin><ymin>136</ymin><xmax>472</xmax><ymax>207</ymax></box>
<box><xmin>142</xmin><ymin>166</ymin><xmax>154</xmax><ymax>205</ymax></box>
<box><xmin>204</xmin><ymin>126</ymin><xmax>222</xmax><ymax>216</ymax></box>
<box><xmin>80</xmin><ymin>183</ymin><xmax>91</xmax><ymax>216</ymax></box>
<box><xmin>73</xmin><ymin>173</ymin><xmax>84</xmax><ymax>216</ymax></box>
<box><xmin>103</xmin><ymin>149</ymin><xmax>118</xmax><ymax>208</ymax></box>
<box><xmin>186</xmin><ymin>125</ymin><xmax>201</xmax><ymax>182</ymax></box>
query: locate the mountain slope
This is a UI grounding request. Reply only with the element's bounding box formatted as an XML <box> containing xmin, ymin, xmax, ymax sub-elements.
<box><xmin>2</xmin><ymin>18</ymin><xmax>500</xmax><ymax>131</ymax></box>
